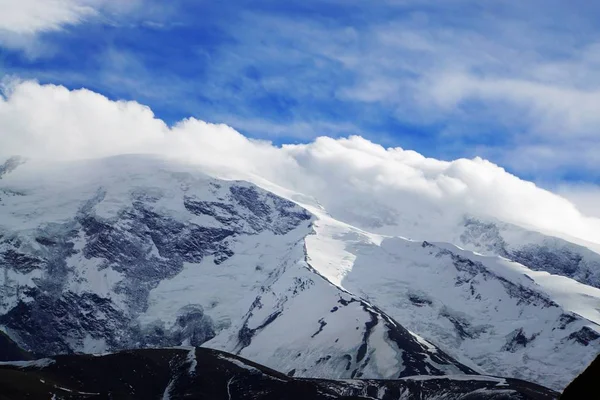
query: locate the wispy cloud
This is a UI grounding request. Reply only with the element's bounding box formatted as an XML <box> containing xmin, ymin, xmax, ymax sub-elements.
<box><xmin>0</xmin><ymin>0</ymin><xmax>149</xmax><ymax>56</ymax></box>
<box><xmin>0</xmin><ymin>0</ymin><xmax>96</xmax><ymax>34</ymax></box>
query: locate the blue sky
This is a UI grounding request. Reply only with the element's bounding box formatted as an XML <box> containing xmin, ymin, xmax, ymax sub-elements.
<box><xmin>2</xmin><ymin>0</ymin><xmax>600</xmax><ymax>185</ymax></box>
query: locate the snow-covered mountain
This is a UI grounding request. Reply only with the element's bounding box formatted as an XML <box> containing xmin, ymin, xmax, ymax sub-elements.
<box><xmin>305</xmin><ymin>216</ymin><xmax>600</xmax><ymax>390</ymax></box>
<box><xmin>0</xmin><ymin>155</ymin><xmax>599</xmax><ymax>391</ymax></box>
<box><xmin>0</xmin><ymin>156</ymin><xmax>473</xmax><ymax>380</ymax></box>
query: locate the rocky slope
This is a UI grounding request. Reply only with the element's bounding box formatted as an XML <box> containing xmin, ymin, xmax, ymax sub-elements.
<box><xmin>0</xmin><ymin>347</ymin><xmax>559</xmax><ymax>400</ymax></box>
<box><xmin>456</xmin><ymin>217</ymin><xmax>600</xmax><ymax>290</ymax></box>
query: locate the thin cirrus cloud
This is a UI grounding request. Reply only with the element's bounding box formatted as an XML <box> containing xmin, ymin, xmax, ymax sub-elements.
<box><xmin>2</xmin><ymin>79</ymin><xmax>600</xmax><ymax>247</ymax></box>
<box><xmin>0</xmin><ymin>0</ymin><xmax>93</xmax><ymax>56</ymax></box>
<box><xmin>267</xmin><ymin>7</ymin><xmax>600</xmax><ymax>175</ymax></box>
<box><xmin>170</xmin><ymin>3</ymin><xmax>600</xmax><ymax>180</ymax></box>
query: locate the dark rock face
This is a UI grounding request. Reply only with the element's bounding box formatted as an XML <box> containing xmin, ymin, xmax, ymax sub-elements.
<box><xmin>557</xmin><ymin>314</ymin><xmax>577</xmax><ymax>330</ymax></box>
<box><xmin>439</xmin><ymin>307</ymin><xmax>485</xmax><ymax>340</ymax></box>
<box><xmin>444</xmin><ymin>248</ymin><xmax>557</xmax><ymax>310</ymax></box>
<box><xmin>0</xmin><ymin>156</ymin><xmax>25</xmax><ymax>179</ymax></box>
<box><xmin>408</xmin><ymin>292</ymin><xmax>433</xmax><ymax>307</ymax></box>
<box><xmin>0</xmin><ymin>347</ymin><xmax>559</xmax><ymax>400</ymax></box>
<box><xmin>0</xmin><ymin>250</ymin><xmax>44</xmax><ymax>274</ymax></box>
<box><xmin>0</xmin><ymin>290</ymin><xmax>129</xmax><ymax>355</ymax></box>
<box><xmin>566</xmin><ymin>327</ymin><xmax>600</xmax><ymax>346</ymax></box>
<box><xmin>461</xmin><ymin>217</ymin><xmax>600</xmax><ymax>289</ymax></box>
<box><xmin>0</xmin><ymin>331</ymin><xmax>34</xmax><ymax>362</ymax></box>
<box><xmin>185</xmin><ymin>186</ymin><xmax>311</xmax><ymax>235</ymax></box>
<box><xmin>502</xmin><ymin>329</ymin><xmax>538</xmax><ymax>353</ymax></box>
<box><xmin>510</xmin><ymin>244</ymin><xmax>600</xmax><ymax>289</ymax></box>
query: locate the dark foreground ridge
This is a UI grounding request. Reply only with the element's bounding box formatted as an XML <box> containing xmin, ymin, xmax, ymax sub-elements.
<box><xmin>0</xmin><ymin>347</ymin><xmax>558</xmax><ymax>400</ymax></box>
<box><xmin>560</xmin><ymin>353</ymin><xmax>599</xmax><ymax>399</ymax></box>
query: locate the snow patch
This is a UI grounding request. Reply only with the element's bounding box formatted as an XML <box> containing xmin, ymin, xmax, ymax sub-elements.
<box><xmin>186</xmin><ymin>348</ymin><xmax>197</xmax><ymax>376</ymax></box>
<box><xmin>0</xmin><ymin>358</ymin><xmax>55</xmax><ymax>368</ymax></box>
<box><xmin>401</xmin><ymin>374</ymin><xmax>506</xmax><ymax>383</ymax></box>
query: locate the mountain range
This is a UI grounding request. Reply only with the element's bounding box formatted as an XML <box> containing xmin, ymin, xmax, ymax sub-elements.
<box><xmin>1</xmin><ymin>154</ymin><xmax>599</xmax><ymax>397</ymax></box>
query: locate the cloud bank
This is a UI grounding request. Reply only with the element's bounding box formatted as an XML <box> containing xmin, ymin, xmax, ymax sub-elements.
<box><xmin>2</xmin><ymin>80</ymin><xmax>600</xmax><ymax>246</ymax></box>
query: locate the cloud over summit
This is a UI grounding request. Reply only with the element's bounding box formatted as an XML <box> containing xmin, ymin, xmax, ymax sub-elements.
<box><xmin>2</xmin><ymin>80</ymin><xmax>600</xmax><ymax>246</ymax></box>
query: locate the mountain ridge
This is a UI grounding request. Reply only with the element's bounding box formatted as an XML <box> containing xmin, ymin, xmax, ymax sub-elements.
<box><xmin>0</xmin><ymin>346</ymin><xmax>559</xmax><ymax>400</ymax></box>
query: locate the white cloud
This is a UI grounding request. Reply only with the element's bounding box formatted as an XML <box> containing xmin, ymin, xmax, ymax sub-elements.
<box><xmin>555</xmin><ymin>184</ymin><xmax>600</xmax><ymax>219</ymax></box>
<box><xmin>0</xmin><ymin>0</ymin><xmax>96</xmax><ymax>34</ymax></box>
<box><xmin>0</xmin><ymin>79</ymin><xmax>168</xmax><ymax>159</ymax></box>
<box><xmin>2</xmin><ymin>80</ymin><xmax>600</xmax><ymax>247</ymax></box>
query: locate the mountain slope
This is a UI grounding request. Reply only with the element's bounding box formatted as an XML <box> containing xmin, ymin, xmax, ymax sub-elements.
<box><xmin>306</xmin><ymin>185</ymin><xmax>600</xmax><ymax>291</ymax></box>
<box><xmin>303</xmin><ymin>215</ymin><xmax>600</xmax><ymax>390</ymax></box>
<box><xmin>0</xmin><ymin>155</ymin><xmax>598</xmax><ymax>391</ymax></box>
<box><xmin>0</xmin><ymin>155</ymin><xmax>473</xmax><ymax>382</ymax></box>
<box><xmin>0</xmin><ymin>347</ymin><xmax>559</xmax><ymax>400</ymax></box>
